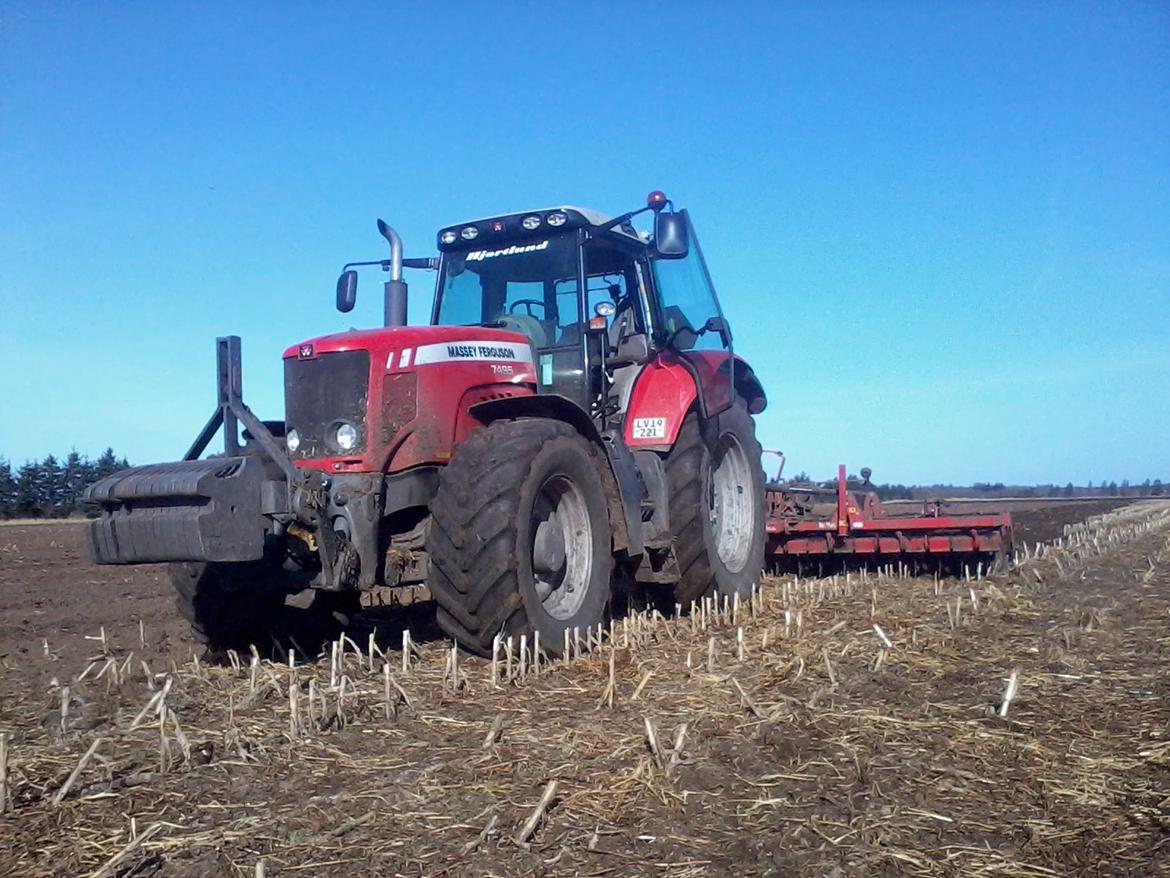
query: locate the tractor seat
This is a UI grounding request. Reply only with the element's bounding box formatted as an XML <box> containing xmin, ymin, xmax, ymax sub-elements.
<box><xmin>558</xmin><ymin>322</ymin><xmax>583</xmax><ymax>346</ymax></box>
<box><xmin>493</xmin><ymin>314</ymin><xmax>549</xmax><ymax>350</ymax></box>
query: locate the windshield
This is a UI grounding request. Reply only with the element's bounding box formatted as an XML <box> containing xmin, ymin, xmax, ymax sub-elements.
<box><xmin>434</xmin><ymin>235</ymin><xmax>580</xmax><ymax>346</ymax></box>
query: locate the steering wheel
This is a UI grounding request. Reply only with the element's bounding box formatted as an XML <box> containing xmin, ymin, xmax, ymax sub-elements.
<box><xmin>509</xmin><ymin>299</ymin><xmax>545</xmax><ymax>317</ymax></box>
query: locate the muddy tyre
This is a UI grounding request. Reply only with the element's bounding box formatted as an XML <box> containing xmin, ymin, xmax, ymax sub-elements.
<box><xmin>427</xmin><ymin>419</ymin><xmax>613</xmax><ymax>656</ymax></box>
<box><xmin>170</xmin><ymin>562</ymin><xmax>358</xmax><ymax>657</ymax></box>
<box><xmin>663</xmin><ymin>402</ymin><xmax>766</xmax><ymax>605</ymax></box>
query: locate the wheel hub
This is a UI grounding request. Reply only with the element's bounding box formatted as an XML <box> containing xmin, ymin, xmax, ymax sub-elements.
<box><xmin>709</xmin><ymin>434</ymin><xmax>755</xmax><ymax>573</ymax></box>
<box><xmin>533</xmin><ymin>514</ymin><xmax>567</xmax><ymax>574</ymax></box>
<box><xmin>531</xmin><ymin>474</ymin><xmax>592</xmax><ymax>619</ymax></box>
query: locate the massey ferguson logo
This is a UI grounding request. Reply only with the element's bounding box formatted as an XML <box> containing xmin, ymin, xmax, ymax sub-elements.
<box><xmin>447</xmin><ymin>344</ymin><xmax>518</xmax><ymax>360</ymax></box>
<box><xmin>298</xmin><ymin>343</ymin><xmax>314</xmax><ymax>360</ymax></box>
<box><xmin>412</xmin><ymin>340</ymin><xmax>534</xmax><ymax>366</ymax></box>
<box><xmin>466</xmin><ymin>240</ymin><xmax>549</xmax><ymax>261</ymax></box>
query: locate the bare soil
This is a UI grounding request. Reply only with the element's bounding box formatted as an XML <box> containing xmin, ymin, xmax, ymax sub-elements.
<box><xmin>0</xmin><ymin>500</ymin><xmax>1166</xmax><ymax>877</ymax></box>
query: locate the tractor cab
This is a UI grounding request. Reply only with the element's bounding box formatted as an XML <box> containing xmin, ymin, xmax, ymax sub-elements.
<box><xmin>430</xmin><ymin>195</ymin><xmax>737</xmax><ymax>430</ymax></box>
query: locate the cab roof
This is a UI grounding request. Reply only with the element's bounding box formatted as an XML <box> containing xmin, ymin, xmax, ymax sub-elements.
<box><xmin>437</xmin><ymin>205</ymin><xmax>645</xmax><ymax>251</ymax></box>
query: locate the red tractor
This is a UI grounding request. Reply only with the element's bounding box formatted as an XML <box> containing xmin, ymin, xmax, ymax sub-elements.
<box><xmin>87</xmin><ymin>192</ymin><xmax>769</xmax><ymax>655</ymax></box>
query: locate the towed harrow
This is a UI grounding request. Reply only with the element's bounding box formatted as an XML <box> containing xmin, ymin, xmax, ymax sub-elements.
<box><xmin>764</xmin><ymin>459</ymin><xmax>1013</xmax><ymax>576</ymax></box>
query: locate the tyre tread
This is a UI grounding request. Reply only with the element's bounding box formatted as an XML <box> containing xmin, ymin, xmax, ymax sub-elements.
<box><xmin>427</xmin><ymin>419</ymin><xmax>588</xmax><ymax>654</ymax></box>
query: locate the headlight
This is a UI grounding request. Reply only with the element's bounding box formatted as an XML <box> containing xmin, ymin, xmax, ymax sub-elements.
<box><xmin>286</xmin><ymin>429</ymin><xmax>301</xmax><ymax>454</ymax></box>
<box><xmin>440</xmin><ymin>230</ymin><xmax>458</xmax><ymax>245</ymax></box>
<box><xmin>546</xmin><ymin>211</ymin><xmax>567</xmax><ymax>227</ymax></box>
<box><xmin>335</xmin><ymin>422</ymin><xmax>358</xmax><ymax>452</ymax></box>
<box><xmin>460</xmin><ymin>226</ymin><xmax>479</xmax><ymax>240</ymax></box>
<box><xmin>521</xmin><ymin>215</ymin><xmax>542</xmax><ymax>230</ymax></box>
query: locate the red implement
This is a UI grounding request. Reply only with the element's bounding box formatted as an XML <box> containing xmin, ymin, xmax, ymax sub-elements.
<box><xmin>765</xmin><ymin>464</ymin><xmax>1012</xmax><ymax>573</ymax></box>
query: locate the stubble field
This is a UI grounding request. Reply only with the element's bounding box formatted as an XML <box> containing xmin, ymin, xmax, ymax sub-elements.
<box><xmin>0</xmin><ymin>498</ymin><xmax>1166</xmax><ymax>877</ymax></box>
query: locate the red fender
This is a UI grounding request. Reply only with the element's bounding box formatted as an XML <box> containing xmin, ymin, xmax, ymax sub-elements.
<box><xmin>731</xmin><ymin>354</ymin><xmax>767</xmax><ymax>414</ymax></box>
<box><xmin>623</xmin><ymin>355</ymin><xmax>698</xmax><ymax>450</ymax></box>
<box><xmin>624</xmin><ymin>351</ymin><xmax>767</xmax><ymax>451</ymax></box>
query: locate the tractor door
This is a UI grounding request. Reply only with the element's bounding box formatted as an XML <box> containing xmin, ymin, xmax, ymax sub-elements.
<box><xmin>578</xmin><ymin>238</ymin><xmax>651</xmax><ymax>428</ymax></box>
<box><xmin>649</xmin><ymin>211</ymin><xmax>733</xmax><ymax>417</ymax></box>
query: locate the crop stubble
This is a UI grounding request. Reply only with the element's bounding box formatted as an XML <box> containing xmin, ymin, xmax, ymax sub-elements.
<box><xmin>0</xmin><ymin>499</ymin><xmax>1166</xmax><ymax>877</ymax></box>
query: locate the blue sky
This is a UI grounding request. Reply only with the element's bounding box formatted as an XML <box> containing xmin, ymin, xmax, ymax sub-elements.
<box><xmin>1</xmin><ymin>2</ymin><xmax>1167</xmax><ymax>485</ymax></box>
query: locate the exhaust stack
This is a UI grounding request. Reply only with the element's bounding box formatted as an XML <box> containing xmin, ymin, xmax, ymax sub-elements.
<box><xmin>377</xmin><ymin>219</ymin><xmax>407</xmax><ymax>327</ymax></box>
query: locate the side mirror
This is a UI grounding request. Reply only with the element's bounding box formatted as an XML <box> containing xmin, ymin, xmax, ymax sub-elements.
<box><xmin>336</xmin><ymin>270</ymin><xmax>357</xmax><ymax>313</ymax></box>
<box><xmin>654</xmin><ymin>211</ymin><xmax>689</xmax><ymax>259</ymax></box>
<box><xmin>702</xmin><ymin>315</ymin><xmax>731</xmax><ymax>345</ymax></box>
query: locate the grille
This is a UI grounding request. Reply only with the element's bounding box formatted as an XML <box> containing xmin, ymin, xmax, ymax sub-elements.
<box><xmin>284</xmin><ymin>350</ymin><xmax>370</xmax><ymax>458</ymax></box>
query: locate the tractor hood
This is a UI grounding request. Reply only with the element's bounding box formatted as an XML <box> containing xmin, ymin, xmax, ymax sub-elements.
<box><xmin>282</xmin><ymin>324</ymin><xmax>536</xmax><ymax>370</ymax></box>
<box><xmin>282</xmin><ymin>325</ymin><xmax>539</xmax><ymax>475</ymax></box>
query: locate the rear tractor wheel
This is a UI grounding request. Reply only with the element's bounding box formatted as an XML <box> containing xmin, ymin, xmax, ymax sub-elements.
<box><xmin>426</xmin><ymin>419</ymin><xmax>613</xmax><ymax>656</ymax></box>
<box><xmin>663</xmin><ymin>401</ymin><xmax>766</xmax><ymax>607</ymax></box>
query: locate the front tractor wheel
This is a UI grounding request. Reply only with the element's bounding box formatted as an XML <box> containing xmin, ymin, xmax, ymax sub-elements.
<box><xmin>170</xmin><ymin>562</ymin><xmax>360</xmax><ymax>658</ymax></box>
<box><xmin>427</xmin><ymin>419</ymin><xmax>613</xmax><ymax>656</ymax></box>
<box><xmin>663</xmin><ymin>402</ymin><xmax>766</xmax><ymax>606</ymax></box>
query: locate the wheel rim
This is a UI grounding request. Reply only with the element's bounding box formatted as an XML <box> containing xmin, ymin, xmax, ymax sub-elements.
<box><xmin>530</xmin><ymin>474</ymin><xmax>593</xmax><ymax>620</ymax></box>
<box><xmin>709</xmin><ymin>433</ymin><xmax>755</xmax><ymax>573</ymax></box>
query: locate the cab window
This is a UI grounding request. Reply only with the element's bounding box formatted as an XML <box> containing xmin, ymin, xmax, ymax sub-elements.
<box><xmin>583</xmin><ymin>240</ymin><xmax>643</xmax><ymax>334</ymax></box>
<box><xmin>649</xmin><ymin>212</ymin><xmax>732</xmax><ymax>413</ymax></box>
<box><xmin>650</xmin><ymin>216</ymin><xmax>725</xmax><ymax>354</ymax></box>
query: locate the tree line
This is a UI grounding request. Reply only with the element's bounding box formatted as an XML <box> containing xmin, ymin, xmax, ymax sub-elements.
<box><xmin>873</xmin><ymin>479</ymin><xmax>1165</xmax><ymax>500</ymax></box>
<box><xmin>0</xmin><ymin>449</ymin><xmax>130</xmax><ymax>519</ymax></box>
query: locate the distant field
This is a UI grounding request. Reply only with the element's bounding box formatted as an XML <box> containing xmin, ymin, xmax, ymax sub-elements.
<box><xmin>899</xmin><ymin>497</ymin><xmax>1131</xmax><ymax>544</ymax></box>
